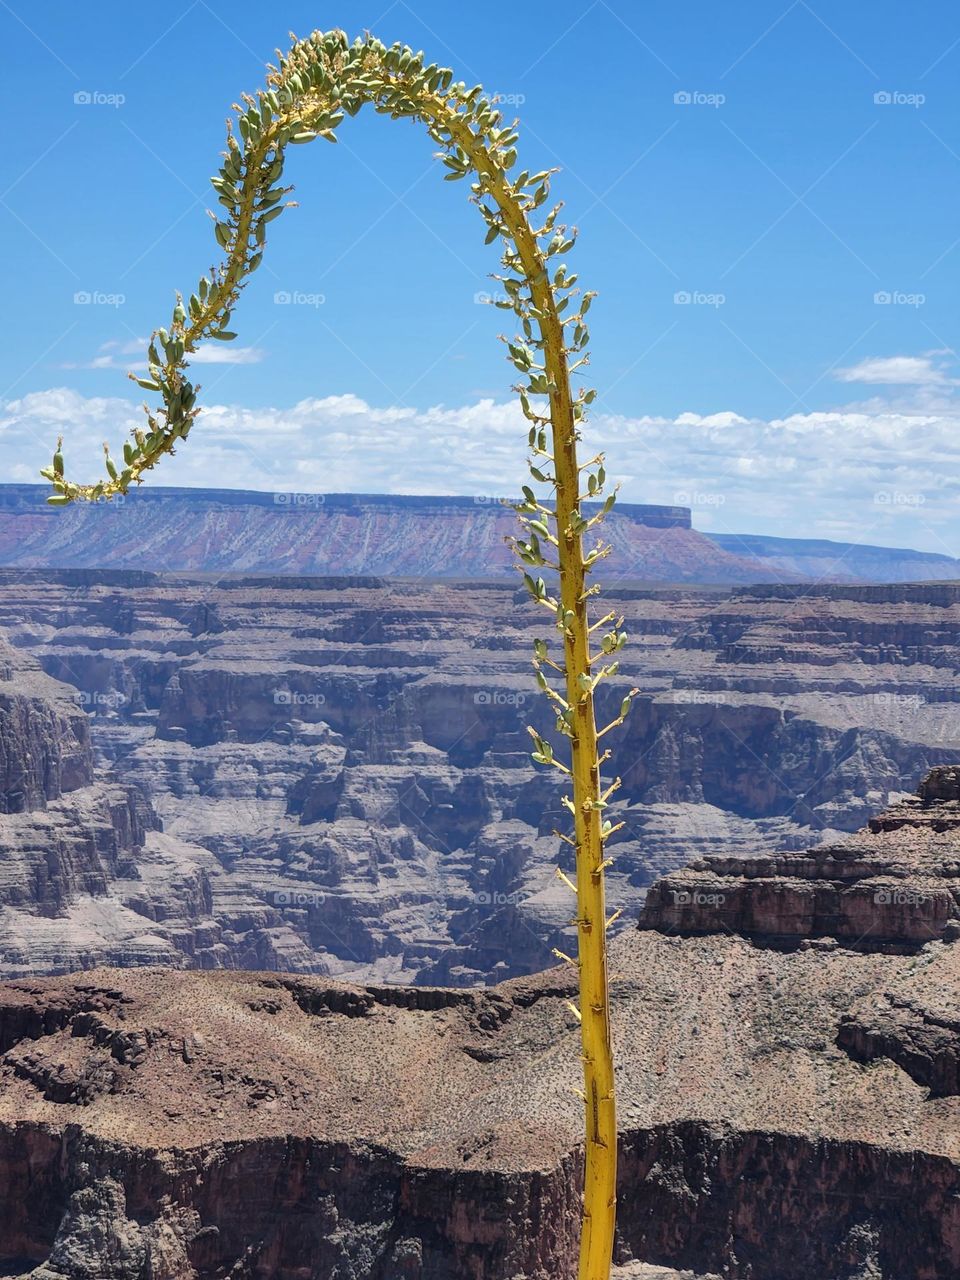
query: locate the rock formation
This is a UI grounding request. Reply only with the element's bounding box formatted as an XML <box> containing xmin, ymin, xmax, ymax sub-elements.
<box><xmin>1</xmin><ymin>771</ymin><xmax>960</xmax><ymax>1278</ymax></box>
<box><xmin>706</xmin><ymin>531</ymin><xmax>960</xmax><ymax>584</ymax></box>
<box><xmin>0</xmin><ymin>487</ymin><xmax>770</xmax><ymax>584</ymax></box>
<box><xmin>0</xmin><ymin>637</ymin><xmax>320</xmax><ymax>977</ymax></box>
<box><xmin>4</xmin><ymin>484</ymin><xmax>959</xmax><ymax>583</ymax></box>
<box><xmin>640</xmin><ymin>776</ymin><xmax>960</xmax><ymax>949</ymax></box>
<box><xmin>0</xmin><ymin>572</ymin><xmax>959</xmax><ymax>984</ymax></box>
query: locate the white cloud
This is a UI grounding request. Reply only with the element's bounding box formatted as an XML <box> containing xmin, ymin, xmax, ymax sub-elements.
<box><xmin>190</xmin><ymin>346</ymin><xmax>265</xmax><ymax>365</ymax></box>
<box><xmin>3</xmin><ymin>385</ymin><xmax>960</xmax><ymax>557</ymax></box>
<box><xmin>60</xmin><ymin>339</ymin><xmax>263</xmax><ymax>369</ymax></box>
<box><xmin>835</xmin><ymin>354</ymin><xmax>953</xmax><ymax>386</ymax></box>
<box><xmin>99</xmin><ymin>339</ymin><xmax>148</xmax><ymax>356</ymax></box>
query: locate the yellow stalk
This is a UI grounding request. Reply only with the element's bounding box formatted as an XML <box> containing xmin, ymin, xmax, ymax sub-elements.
<box><xmin>42</xmin><ymin>30</ymin><xmax>630</xmax><ymax>1279</ymax></box>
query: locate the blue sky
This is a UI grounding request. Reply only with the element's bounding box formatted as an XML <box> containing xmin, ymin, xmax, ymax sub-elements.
<box><xmin>3</xmin><ymin>1</ymin><xmax>960</xmax><ymax>553</ymax></box>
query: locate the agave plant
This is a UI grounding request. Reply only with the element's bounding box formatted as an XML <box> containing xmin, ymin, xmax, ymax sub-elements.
<box><xmin>44</xmin><ymin>30</ymin><xmax>637</xmax><ymax>1279</ymax></box>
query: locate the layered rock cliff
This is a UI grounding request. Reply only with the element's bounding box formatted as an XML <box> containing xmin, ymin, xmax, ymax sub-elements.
<box><xmin>3</xmin><ymin>485</ymin><xmax>958</xmax><ymax>584</ymax></box>
<box><xmin>2</xmin><ymin>771</ymin><xmax>960</xmax><ymax>1279</ymax></box>
<box><xmin>1</xmin><ymin>573</ymin><xmax>959</xmax><ymax>984</ymax></box>
<box><xmin>0</xmin><ymin>638</ymin><xmax>327</xmax><ymax>977</ymax></box>
<box><xmin>0</xmin><ymin>487</ymin><xmax>775</xmax><ymax>584</ymax></box>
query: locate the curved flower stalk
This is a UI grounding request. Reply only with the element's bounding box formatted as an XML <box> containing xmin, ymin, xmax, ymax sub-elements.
<box><xmin>43</xmin><ymin>29</ymin><xmax>637</xmax><ymax>1279</ymax></box>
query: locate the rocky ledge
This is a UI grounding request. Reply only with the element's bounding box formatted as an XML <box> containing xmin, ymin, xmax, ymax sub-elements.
<box><xmin>640</xmin><ymin>767</ymin><xmax>960</xmax><ymax>949</ymax></box>
<box><xmin>2</xmin><ymin>773</ymin><xmax>960</xmax><ymax>1278</ymax></box>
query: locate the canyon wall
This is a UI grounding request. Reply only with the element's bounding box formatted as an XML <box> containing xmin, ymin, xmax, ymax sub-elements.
<box><xmin>0</xmin><ymin>573</ymin><xmax>959</xmax><ymax>983</ymax></box>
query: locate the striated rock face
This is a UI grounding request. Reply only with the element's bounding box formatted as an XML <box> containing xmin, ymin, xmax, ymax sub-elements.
<box><xmin>0</xmin><ymin>641</ymin><xmax>91</xmax><ymax>813</ymax></box>
<box><xmin>640</xmin><ymin>767</ymin><xmax>960</xmax><ymax>948</ymax></box>
<box><xmin>0</xmin><ymin>487</ymin><xmax>781</xmax><ymax>585</ymax></box>
<box><xmin>0</xmin><ymin>640</ymin><xmax>323</xmax><ymax>978</ymax></box>
<box><xmin>1</xmin><ymin>777</ymin><xmax>960</xmax><ymax>1278</ymax></box>
<box><xmin>4</xmin><ymin>485</ymin><xmax>960</xmax><ymax>584</ymax></box>
<box><xmin>0</xmin><ymin>636</ymin><xmax>152</xmax><ymax>930</ymax></box>
<box><xmin>2</xmin><ymin>573</ymin><xmax>960</xmax><ymax>984</ymax></box>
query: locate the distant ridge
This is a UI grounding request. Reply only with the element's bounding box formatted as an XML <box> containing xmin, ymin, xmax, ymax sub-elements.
<box><xmin>0</xmin><ymin>484</ymin><xmax>691</xmax><ymax>528</ymax></box>
<box><xmin>708</xmin><ymin>531</ymin><xmax>960</xmax><ymax>585</ymax></box>
<box><xmin>0</xmin><ymin>485</ymin><xmax>771</xmax><ymax>583</ymax></box>
<box><xmin>0</xmin><ymin>485</ymin><xmax>956</xmax><ymax>584</ymax></box>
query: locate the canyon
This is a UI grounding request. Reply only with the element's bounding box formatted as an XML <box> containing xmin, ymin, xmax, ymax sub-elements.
<box><xmin>0</xmin><ymin>571</ymin><xmax>958</xmax><ymax>985</ymax></box>
<box><xmin>1</xmin><ymin>569</ymin><xmax>960</xmax><ymax>1274</ymax></box>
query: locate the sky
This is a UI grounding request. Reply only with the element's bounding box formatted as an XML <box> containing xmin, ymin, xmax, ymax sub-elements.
<box><xmin>2</xmin><ymin>1</ymin><xmax>960</xmax><ymax>554</ymax></box>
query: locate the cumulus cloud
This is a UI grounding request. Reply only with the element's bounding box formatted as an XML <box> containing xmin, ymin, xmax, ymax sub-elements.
<box><xmin>60</xmin><ymin>338</ymin><xmax>264</xmax><ymax>369</ymax></box>
<box><xmin>189</xmin><ymin>346</ymin><xmax>265</xmax><ymax>365</ymax></box>
<box><xmin>2</xmin><ymin>385</ymin><xmax>959</xmax><ymax>557</ymax></box>
<box><xmin>59</xmin><ymin>338</ymin><xmax>149</xmax><ymax>372</ymax></box>
<box><xmin>835</xmin><ymin>353</ymin><xmax>953</xmax><ymax>386</ymax></box>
